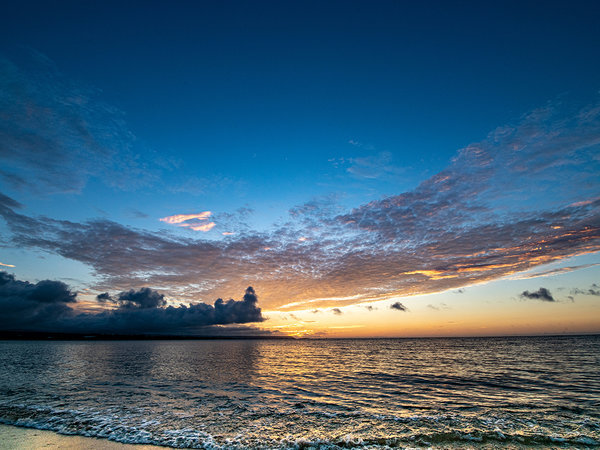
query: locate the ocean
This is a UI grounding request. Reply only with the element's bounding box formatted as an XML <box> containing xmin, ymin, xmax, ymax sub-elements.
<box><xmin>0</xmin><ymin>336</ymin><xmax>598</xmax><ymax>448</ymax></box>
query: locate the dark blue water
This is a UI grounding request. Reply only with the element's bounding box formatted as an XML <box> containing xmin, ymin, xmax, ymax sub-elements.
<box><xmin>0</xmin><ymin>336</ymin><xmax>599</xmax><ymax>448</ymax></box>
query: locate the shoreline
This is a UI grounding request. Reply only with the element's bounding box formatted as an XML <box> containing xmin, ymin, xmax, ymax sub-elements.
<box><xmin>0</xmin><ymin>424</ymin><xmax>165</xmax><ymax>449</ymax></box>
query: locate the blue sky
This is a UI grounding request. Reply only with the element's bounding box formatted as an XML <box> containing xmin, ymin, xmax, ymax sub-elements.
<box><xmin>1</xmin><ymin>1</ymin><xmax>599</xmax><ymax>336</ymax></box>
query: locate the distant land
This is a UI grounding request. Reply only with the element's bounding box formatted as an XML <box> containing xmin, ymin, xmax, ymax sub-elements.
<box><xmin>0</xmin><ymin>331</ymin><xmax>295</xmax><ymax>341</ymax></box>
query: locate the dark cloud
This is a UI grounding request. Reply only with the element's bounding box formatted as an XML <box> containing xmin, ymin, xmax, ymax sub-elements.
<box><xmin>117</xmin><ymin>288</ymin><xmax>167</xmax><ymax>309</ymax></box>
<box><xmin>0</xmin><ymin>271</ymin><xmax>76</xmax><ymax>330</ymax></box>
<box><xmin>77</xmin><ymin>287</ymin><xmax>264</xmax><ymax>334</ymax></box>
<box><xmin>331</xmin><ymin>308</ymin><xmax>343</xmax><ymax>315</ymax></box>
<box><xmin>96</xmin><ymin>292</ymin><xmax>113</xmax><ymax>303</ymax></box>
<box><xmin>0</xmin><ymin>272</ymin><xmax>265</xmax><ymax>334</ymax></box>
<box><xmin>364</xmin><ymin>305</ymin><xmax>376</xmax><ymax>311</ymax></box>
<box><xmin>520</xmin><ymin>287</ymin><xmax>555</xmax><ymax>302</ymax></box>
<box><xmin>390</xmin><ymin>302</ymin><xmax>407</xmax><ymax>311</ymax></box>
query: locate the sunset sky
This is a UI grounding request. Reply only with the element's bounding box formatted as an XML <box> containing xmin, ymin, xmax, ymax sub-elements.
<box><xmin>1</xmin><ymin>1</ymin><xmax>599</xmax><ymax>337</ymax></box>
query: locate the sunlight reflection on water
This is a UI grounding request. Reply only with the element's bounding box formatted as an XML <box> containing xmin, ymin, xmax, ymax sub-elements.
<box><xmin>0</xmin><ymin>336</ymin><xmax>599</xmax><ymax>448</ymax></box>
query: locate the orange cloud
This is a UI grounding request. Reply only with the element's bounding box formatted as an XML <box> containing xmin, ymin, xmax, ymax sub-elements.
<box><xmin>159</xmin><ymin>212</ymin><xmax>215</xmax><ymax>232</ymax></box>
<box><xmin>0</xmin><ymin>262</ymin><xmax>15</xmax><ymax>268</ymax></box>
<box><xmin>185</xmin><ymin>222</ymin><xmax>216</xmax><ymax>232</ymax></box>
<box><xmin>159</xmin><ymin>212</ymin><xmax>212</xmax><ymax>224</ymax></box>
<box><xmin>569</xmin><ymin>198</ymin><xmax>598</xmax><ymax>208</ymax></box>
<box><xmin>402</xmin><ymin>270</ymin><xmax>455</xmax><ymax>280</ymax></box>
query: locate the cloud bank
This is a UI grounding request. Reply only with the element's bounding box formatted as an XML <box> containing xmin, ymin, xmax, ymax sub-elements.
<box><xmin>0</xmin><ymin>99</ymin><xmax>599</xmax><ymax>310</ymax></box>
<box><xmin>0</xmin><ymin>272</ymin><xmax>265</xmax><ymax>334</ymax></box>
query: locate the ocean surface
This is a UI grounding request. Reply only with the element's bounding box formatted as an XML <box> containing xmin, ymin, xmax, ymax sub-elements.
<box><xmin>0</xmin><ymin>336</ymin><xmax>599</xmax><ymax>449</ymax></box>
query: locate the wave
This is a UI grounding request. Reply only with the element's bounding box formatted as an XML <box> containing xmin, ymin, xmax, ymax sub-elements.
<box><xmin>1</xmin><ymin>403</ymin><xmax>598</xmax><ymax>449</ymax></box>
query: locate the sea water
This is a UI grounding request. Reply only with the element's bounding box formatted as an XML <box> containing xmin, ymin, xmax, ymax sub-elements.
<box><xmin>0</xmin><ymin>336</ymin><xmax>598</xmax><ymax>448</ymax></box>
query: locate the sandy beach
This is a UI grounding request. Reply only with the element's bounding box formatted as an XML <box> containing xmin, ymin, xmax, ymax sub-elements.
<box><xmin>0</xmin><ymin>424</ymin><xmax>163</xmax><ymax>449</ymax></box>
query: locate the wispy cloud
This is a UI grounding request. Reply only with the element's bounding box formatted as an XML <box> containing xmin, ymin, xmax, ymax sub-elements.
<box><xmin>570</xmin><ymin>284</ymin><xmax>600</xmax><ymax>297</ymax></box>
<box><xmin>331</xmin><ymin>150</ymin><xmax>403</xmax><ymax>179</ymax></box>
<box><xmin>0</xmin><ymin>262</ymin><xmax>15</xmax><ymax>268</ymax></box>
<box><xmin>0</xmin><ymin>51</ymin><xmax>155</xmax><ymax>194</ymax></box>
<box><xmin>348</xmin><ymin>139</ymin><xmax>374</xmax><ymax>150</ymax></box>
<box><xmin>510</xmin><ymin>263</ymin><xmax>600</xmax><ymax>280</ymax></box>
<box><xmin>346</xmin><ymin>151</ymin><xmax>403</xmax><ymax>179</ymax></box>
<box><xmin>1</xmin><ymin>99</ymin><xmax>599</xmax><ymax>310</ymax></box>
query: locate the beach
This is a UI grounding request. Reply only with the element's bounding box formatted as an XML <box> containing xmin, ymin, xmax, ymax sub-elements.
<box><xmin>0</xmin><ymin>424</ymin><xmax>162</xmax><ymax>449</ymax></box>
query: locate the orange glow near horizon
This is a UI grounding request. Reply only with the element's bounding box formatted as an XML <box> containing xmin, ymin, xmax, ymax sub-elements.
<box><xmin>259</xmin><ymin>261</ymin><xmax>600</xmax><ymax>338</ymax></box>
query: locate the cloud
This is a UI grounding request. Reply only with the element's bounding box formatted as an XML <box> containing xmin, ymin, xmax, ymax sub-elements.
<box><xmin>188</xmin><ymin>222</ymin><xmax>216</xmax><ymax>232</ymax></box>
<box><xmin>0</xmin><ymin>99</ymin><xmax>599</xmax><ymax>310</ymax></box>
<box><xmin>348</xmin><ymin>139</ymin><xmax>373</xmax><ymax>149</ymax></box>
<box><xmin>390</xmin><ymin>302</ymin><xmax>407</xmax><ymax>311</ymax></box>
<box><xmin>0</xmin><ymin>262</ymin><xmax>15</xmax><ymax>268</ymax></box>
<box><xmin>0</xmin><ymin>271</ymin><xmax>77</xmax><ymax>331</ymax></box>
<box><xmin>159</xmin><ymin>212</ymin><xmax>212</xmax><ymax>224</ymax></box>
<box><xmin>129</xmin><ymin>209</ymin><xmax>149</xmax><ymax>219</ymax></box>
<box><xmin>520</xmin><ymin>287</ymin><xmax>555</xmax><ymax>302</ymax></box>
<box><xmin>0</xmin><ymin>192</ymin><xmax>22</xmax><ymax>210</ymax></box>
<box><xmin>427</xmin><ymin>303</ymin><xmax>450</xmax><ymax>311</ymax></box>
<box><xmin>570</xmin><ymin>284</ymin><xmax>600</xmax><ymax>297</ymax></box>
<box><xmin>159</xmin><ymin>212</ymin><xmax>216</xmax><ymax>232</ymax></box>
<box><xmin>0</xmin><ymin>51</ymin><xmax>154</xmax><ymax>194</ymax></box>
<box><xmin>345</xmin><ymin>151</ymin><xmax>403</xmax><ymax>179</ymax></box>
<box><xmin>117</xmin><ymin>287</ymin><xmax>167</xmax><ymax>309</ymax></box>
<box><xmin>96</xmin><ymin>292</ymin><xmax>112</xmax><ymax>303</ymax></box>
<box><xmin>331</xmin><ymin>308</ymin><xmax>343</xmax><ymax>315</ymax></box>
<box><xmin>0</xmin><ymin>272</ymin><xmax>265</xmax><ymax>334</ymax></box>
<box><xmin>511</xmin><ymin>263</ymin><xmax>600</xmax><ymax>280</ymax></box>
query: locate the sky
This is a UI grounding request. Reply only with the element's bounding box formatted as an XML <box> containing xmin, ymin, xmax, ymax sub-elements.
<box><xmin>0</xmin><ymin>0</ymin><xmax>599</xmax><ymax>337</ymax></box>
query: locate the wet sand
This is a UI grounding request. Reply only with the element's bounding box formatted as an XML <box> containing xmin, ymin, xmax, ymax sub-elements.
<box><xmin>0</xmin><ymin>424</ymin><xmax>164</xmax><ymax>449</ymax></box>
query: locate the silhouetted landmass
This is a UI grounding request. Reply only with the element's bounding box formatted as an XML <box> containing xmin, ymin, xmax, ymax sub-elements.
<box><xmin>0</xmin><ymin>330</ymin><xmax>294</xmax><ymax>340</ymax></box>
